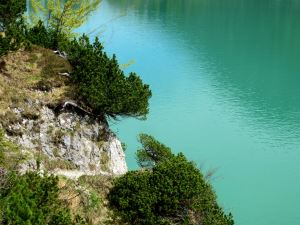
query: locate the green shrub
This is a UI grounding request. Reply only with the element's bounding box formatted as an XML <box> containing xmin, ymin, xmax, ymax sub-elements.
<box><xmin>108</xmin><ymin>171</ymin><xmax>159</xmax><ymax>225</ymax></box>
<box><xmin>0</xmin><ymin>20</ymin><xmax>28</xmax><ymax>57</ymax></box>
<box><xmin>0</xmin><ymin>0</ymin><xmax>26</xmax><ymax>32</ymax></box>
<box><xmin>25</xmin><ymin>21</ymin><xmax>68</xmax><ymax>50</ymax></box>
<box><xmin>109</xmin><ymin>135</ymin><xmax>234</xmax><ymax>225</ymax></box>
<box><xmin>0</xmin><ymin>0</ymin><xmax>27</xmax><ymax>56</ymax></box>
<box><xmin>152</xmin><ymin>154</ymin><xmax>234</xmax><ymax>225</ymax></box>
<box><xmin>66</xmin><ymin>35</ymin><xmax>152</xmax><ymax>119</ymax></box>
<box><xmin>25</xmin><ymin>21</ymin><xmax>54</xmax><ymax>49</ymax></box>
<box><xmin>0</xmin><ymin>172</ymin><xmax>75</xmax><ymax>225</ymax></box>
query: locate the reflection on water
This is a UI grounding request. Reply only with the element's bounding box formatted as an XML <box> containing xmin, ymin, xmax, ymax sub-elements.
<box><xmin>80</xmin><ymin>1</ymin><xmax>300</xmax><ymax>224</ymax></box>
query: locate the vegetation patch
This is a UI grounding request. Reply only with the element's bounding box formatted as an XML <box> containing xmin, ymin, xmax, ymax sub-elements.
<box><xmin>44</xmin><ymin>158</ymin><xmax>78</xmax><ymax>171</ymax></box>
<box><xmin>108</xmin><ymin>134</ymin><xmax>234</xmax><ymax>225</ymax></box>
<box><xmin>52</xmin><ymin>129</ymin><xmax>67</xmax><ymax>146</ymax></box>
<box><xmin>54</xmin><ymin>174</ymin><xmax>115</xmax><ymax>225</ymax></box>
<box><xmin>76</xmin><ymin>175</ymin><xmax>115</xmax><ymax>224</ymax></box>
<box><xmin>0</xmin><ymin>47</ymin><xmax>74</xmax><ymax>117</ymax></box>
<box><xmin>0</xmin><ymin>171</ymin><xmax>75</xmax><ymax>224</ymax></box>
<box><xmin>0</xmin><ymin>129</ymin><xmax>26</xmax><ymax>170</ymax></box>
<box><xmin>88</xmin><ymin>164</ymin><xmax>96</xmax><ymax>171</ymax></box>
<box><xmin>53</xmin><ymin>147</ymin><xmax>60</xmax><ymax>158</ymax></box>
<box><xmin>21</xmin><ymin>107</ymin><xmax>40</xmax><ymax>120</ymax></box>
<box><xmin>0</xmin><ymin>111</ymin><xmax>22</xmax><ymax>130</ymax></box>
<box><xmin>100</xmin><ymin>151</ymin><xmax>110</xmax><ymax>172</ymax></box>
<box><xmin>96</xmin><ymin>140</ymin><xmax>107</xmax><ymax>149</ymax></box>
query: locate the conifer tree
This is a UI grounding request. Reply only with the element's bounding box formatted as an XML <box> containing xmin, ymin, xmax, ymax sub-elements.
<box><xmin>109</xmin><ymin>138</ymin><xmax>235</xmax><ymax>225</ymax></box>
<box><xmin>67</xmin><ymin>35</ymin><xmax>152</xmax><ymax>119</ymax></box>
<box><xmin>29</xmin><ymin>0</ymin><xmax>101</xmax><ymax>40</ymax></box>
<box><xmin>0</xmin><ymin>0</ymin><xmax>26</xmax><ymax>32</ymax></box>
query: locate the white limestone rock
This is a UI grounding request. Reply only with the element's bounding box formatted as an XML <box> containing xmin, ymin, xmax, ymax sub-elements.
<box><xmin>3</xmin><ymin>103</ymin><xmax>128</xmax><ymax>176</ymax></box>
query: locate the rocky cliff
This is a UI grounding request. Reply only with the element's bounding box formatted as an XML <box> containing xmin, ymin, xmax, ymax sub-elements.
<box><xmin>0</xmin><ymin>47</ymin><xmax>128</xmax><ymax>178</ymax></box>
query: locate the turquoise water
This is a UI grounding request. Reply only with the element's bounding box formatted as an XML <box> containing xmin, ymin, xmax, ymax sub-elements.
<box><xmin>79</xmin><ymin>1</ymin><xmax>300</xmax><ymax>224</ymax></box>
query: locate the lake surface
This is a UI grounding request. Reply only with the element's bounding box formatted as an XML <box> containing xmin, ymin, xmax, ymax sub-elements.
<box><xmin>79</xmin><ymin>0</ymin><xmax>300</xmax><ymax>224</ymax></box>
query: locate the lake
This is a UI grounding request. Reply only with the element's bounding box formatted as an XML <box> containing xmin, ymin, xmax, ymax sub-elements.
<box><xmin>79</xmin><ymin>0</ymin><xmax>300</xmax><ymax>224</ymax></box>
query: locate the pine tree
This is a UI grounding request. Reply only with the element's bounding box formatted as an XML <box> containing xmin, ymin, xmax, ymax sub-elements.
<box><xmin>109</xmin><ymin>135</ymin><xmax>234</xmax><ymax>225</ymax></box>
<box><xmin>0</xmin><ymin>0</ymin><xmax>27</xmax><ymax>56</ymax></box>
<box><xmin>67</xmin><ymin>35</ymin><xmax>152</xmax><ymax>119</ymax></box>
<box><xmin>0</xmin><ymin>0</ymin><xmax>26</xmax><ymax>32</ymax></box>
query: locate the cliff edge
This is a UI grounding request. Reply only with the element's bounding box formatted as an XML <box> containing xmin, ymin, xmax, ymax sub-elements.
<box><xmin>0</xmin><ymin>47</ymin><xmax>128</xmax><ymax>177</ymax></box>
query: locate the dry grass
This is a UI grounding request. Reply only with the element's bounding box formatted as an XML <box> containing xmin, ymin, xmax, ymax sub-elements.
<box><xmin>45</xmin><ymin>158</ymin><xmax>78</xmax><ymax>171</ymax></box>
<box><xmin>57</xmin><ymin>175</ymin><xmax>115</xmax><ymax>225</ymax></box>
<box><xmin>0</xmin><ymin>46</ymin><xmax>73</xmax><ymax>116</ymax></box>
<box><xmin>77</xmin><ymin>175</ymin><xmax>115</xmax><ymax>224</ymax></box>
<box><xmin>35</xmin><ymin>152</ymin><xmax>78</xmax><ymax>171</ymax></box>
<box><xmin>0</xmin><ymin>46</ymin><xmax>75</xmax><ymax>135</ymax></box>
<box><xmin>100</xmin><ymin>151</ymin><xmax>110</xmax><ymax>172</ymax></box>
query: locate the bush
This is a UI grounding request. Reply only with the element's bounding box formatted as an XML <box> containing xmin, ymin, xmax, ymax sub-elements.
<box><xmin>151</xmin><ymin>154</ymin><xmax>207</xmax><ymax>219</ymax></box>
<box><xmin>66</xmin><ymin>35</ymin><xmax>152</xmax><ymax>119</ymax></box>
<box><xmin>25</xmin><ymin>21</ymin><xmax>68</xmax><ymax>50</ymax></box>
<box><xmin>109</xmin><ymin>136</ymin><xmax>234</xmax><ymax>225</ymax></box>
<box><xmin>0</xmin><ymin>172</ymin><xmax>75</xmax><ymax>225</ymax></box>
<box><xmin>152</xmin><ymin>154</ymin><xmax>234</xmax><ymax>225</ymax></box>
<box><xmin>25</xmin><ymin>21</ymin><xmax>54</xmax><ymax>49</ymax></box>
<box><xmin>0</xmin><ymin>19</ymin><xmax>28</xmax><ymax>57</ymax></box>
<box><xmin>0</xmin><ymin>0</ymin><xmax>27</xmax><ymax>56</ymax></box>
<box><xmin>108</xmin><ymin>171</ymin><xmax>159</xmax><ymax>225</ymax></box>
<box><xmin>0</xmin><ymin>0</ymin><xmax>26</xmax><ymax>32</ymax></box>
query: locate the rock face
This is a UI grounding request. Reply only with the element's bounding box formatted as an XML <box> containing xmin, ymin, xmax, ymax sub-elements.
<box><xmin>2</xmin><ymin>102</ymin><xmax>127</xmax><ymax>176</ymax></box>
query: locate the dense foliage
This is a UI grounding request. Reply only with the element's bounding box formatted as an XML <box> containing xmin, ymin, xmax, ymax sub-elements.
<box><xmin>109</xmin><ymin>171</ymin><xmax>158</xmax><ymax>224</ymax></box>
<box><xmin>0</xmin><ymin>172</ymin><xmax>74</xmax><ymax>225</ymax></box>
<box><xmin>0</xmin><ymin>132</ymin><xmax>86</xmax><ymax>224</ymax></box>
<box><xmin>1</xmin><ymin>0</ymin><xmax>100</xmax><ymax>51</ymax></box>
<box><xmin>109</xmin><ymin>135</ymin><xmax>234</xmax><ymax>225</ymax></box>
<box><xmin>66</xmin><ymin>35</ymin><xmax>152</xmax><ymax>119</ymax></box>
<box><xmin>0</xmin><ymin>0</ymin><xmax>27</xmax><ymax>56</ymax></box>
<box><xmin>0</xmin><ymin>0</ymin><xmax>26</xmax><ymax>32</ymax></box>
<box><xmin>25</xmin><ymin>21</ymin><xmax>68</xmax><ymax>50</ymax></box>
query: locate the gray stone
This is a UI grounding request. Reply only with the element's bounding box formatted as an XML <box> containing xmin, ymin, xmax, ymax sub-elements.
<box><xmin>5</xmin><ymin>104</ymin><xmax>127</xmax><ymax>176</ymax></box>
